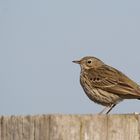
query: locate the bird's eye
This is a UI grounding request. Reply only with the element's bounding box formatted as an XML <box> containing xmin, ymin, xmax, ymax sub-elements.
<box><xmin>87</xmin><ymin>60</ymin><xmax>91</xmax><ymax>64</ymax></box>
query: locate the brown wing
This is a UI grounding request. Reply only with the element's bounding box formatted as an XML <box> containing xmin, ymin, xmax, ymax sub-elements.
<box><xmin>86</xmin><ymin>65</ymin><xmax>140</xmax><ymax>98</ymax></box>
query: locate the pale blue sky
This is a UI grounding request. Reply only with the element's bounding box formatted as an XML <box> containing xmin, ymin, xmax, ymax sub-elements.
<box><xmin>1</xmin><ymin>0</ymin><xmax>140</xmax><ymax>115</ymax></box>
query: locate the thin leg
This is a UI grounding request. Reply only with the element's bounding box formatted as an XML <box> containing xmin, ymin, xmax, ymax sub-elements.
<box><xmin>106</xmin><ymin>104</ymin><xmax>116</xmax><ymax>114</ymax></box>
<box><xmin>99</xmin><ymin>106</ymin><xmax>109</xmax><ymax>114</ymax></box>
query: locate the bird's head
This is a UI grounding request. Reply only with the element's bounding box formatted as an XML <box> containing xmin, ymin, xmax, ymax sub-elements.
<box><xmin>73</xmin><ymin>56</ymin><xmax>104</xmax><ymax>70</ymax></box>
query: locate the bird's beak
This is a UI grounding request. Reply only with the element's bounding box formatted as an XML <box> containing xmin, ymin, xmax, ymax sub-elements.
<box><xmin>72</xmin><ymin>60</ymin><xmax>81</xmax><ymax>64</ymax></box>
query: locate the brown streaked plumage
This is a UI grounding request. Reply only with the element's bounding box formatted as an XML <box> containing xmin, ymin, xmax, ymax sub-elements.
<box><xmin>73</xmin><ymin>56</ymin><xmax>140</xmax><ymax>114</ymax></box>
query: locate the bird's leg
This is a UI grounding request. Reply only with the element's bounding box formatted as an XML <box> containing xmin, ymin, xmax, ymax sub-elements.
<box><xmin>99</xmin><ymin>104</ymin><xmax>117</xmax><ymax>115</ymax></box>
<box><xmin>106</xmin><ymin>104</ymin><xmax>116</xmax><ymax>114</ymax></box>
<box><xmin>98</xmin><ymin>107</ymin><xmax>110</xmax><ymax>114</ymax></box>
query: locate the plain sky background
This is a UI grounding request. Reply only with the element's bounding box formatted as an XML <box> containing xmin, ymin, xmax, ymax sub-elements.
<box><xmin>1</xmin><ymin>0</ymin><xmax>140</xmax><ymax>115</ymax></box>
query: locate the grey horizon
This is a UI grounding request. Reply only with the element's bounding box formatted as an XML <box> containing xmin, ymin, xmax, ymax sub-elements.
<box><xmin>0</xmin><ymin>0</ymin><xmax>140</xmax><ymax>115</ymax></box>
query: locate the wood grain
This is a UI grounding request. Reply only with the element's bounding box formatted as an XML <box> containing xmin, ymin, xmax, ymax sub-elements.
<box><xmin>0</xmin><ymin>114</ymin><xmax>140</xmax><ymax>140</ymax></box>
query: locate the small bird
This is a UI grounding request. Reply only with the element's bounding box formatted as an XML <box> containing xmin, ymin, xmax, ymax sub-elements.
<box><xmin>73</xmin><ymin>56</ymin><xmax>140</xmax><ymax>114</ymax></box>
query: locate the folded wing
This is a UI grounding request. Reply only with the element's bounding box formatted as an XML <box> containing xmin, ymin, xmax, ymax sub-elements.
<box><xmin>86</xmin><ymin>65</ymin><xmax>140</xmax><ymax>98</ymax></box>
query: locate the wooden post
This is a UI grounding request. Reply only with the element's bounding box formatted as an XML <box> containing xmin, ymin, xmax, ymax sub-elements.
<box><xmin>0</xmin><ymin>114</ymin><xmax>140</xmax><ymax>140</ymax></box>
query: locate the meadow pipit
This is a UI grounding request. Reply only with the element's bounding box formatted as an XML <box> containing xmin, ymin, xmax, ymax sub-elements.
<box><xmin>73</xmin><ymin>56</ymin><xmax>140</xmax><ymax>114</ymax></box>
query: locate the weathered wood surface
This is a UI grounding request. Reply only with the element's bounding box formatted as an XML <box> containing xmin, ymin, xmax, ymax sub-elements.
<box><xmin>0</xmin><ymin>114</ymin><xmax>140</xmax><ymax>140</ymax></box>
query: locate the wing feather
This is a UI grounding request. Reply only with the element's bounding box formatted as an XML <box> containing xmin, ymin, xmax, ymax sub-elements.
<box><xmin>86</xmin><ymin>65</ymin><xmax>140</xmax><ymax>98</ymax></box>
